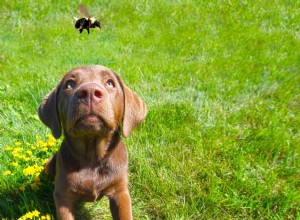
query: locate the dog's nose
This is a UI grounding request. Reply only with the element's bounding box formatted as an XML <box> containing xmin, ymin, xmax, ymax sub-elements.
<box><xmin>76</xmin><ymin>83</ymin><xmax>103</xmax><ymax>104</ymax></box>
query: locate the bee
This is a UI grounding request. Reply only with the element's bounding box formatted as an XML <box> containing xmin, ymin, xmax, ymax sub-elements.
<box><xmin>74</xmin><ymin>4</ymin><xmax>101</xmax><ymax>34</ymax></box>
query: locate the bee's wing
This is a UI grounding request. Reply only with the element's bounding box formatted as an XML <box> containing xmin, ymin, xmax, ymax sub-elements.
<box><xmin>78</xmin><ymin>4</ymin><xmax>91</xmax><ymax>18</ymax></box>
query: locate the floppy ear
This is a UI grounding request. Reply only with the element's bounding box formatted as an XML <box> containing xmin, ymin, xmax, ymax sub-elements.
<box><xmin>119</xmin><ymin>80</ymin><xmax>147</xmax><ymax>138</ymax></box>
<box><xmin>38</xmin><ymin>85</ymin><xmax>62</xmax><ymax>139</ymax></box>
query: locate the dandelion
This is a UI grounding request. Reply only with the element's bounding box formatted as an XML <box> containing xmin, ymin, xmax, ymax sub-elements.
<box><xmin>23</xmin><ymin>156</ymin><xmax>31</xmax><ymax>162</ymax></box>
<box><xmin>4</xmin><ymin>170</ymin><xmax>11</xmax><ymax>176</ymax></box>
<box><xmin>23</xmin><ymin>164</ymin><xmax>43</xmax><ymax>176</ymax></box>
<box><xmin>12</xmin><ymin>162</ymin><xmax>19</xmax><ymax>167</ymax></box>
<box><xmin>46</xmin><ymin>134</ymin><xmax>56</xmax><ymax>147</ymax></box>
<box><xmin>18</xmin><ymin>210</ymin><xmax>40</xmax><ymax>220</ymax></box>
<box><xmin>46</xmin><ymin>134</ymin><xmax>53</xmax><ymax>139</ymax></box>
<box><xmin>5</xmin><ymin>146</ymin><xmax>13</xmax><ymax>151</ymax></box>
<box><xmin>12</xmin><ymin>152</ymin><xmax>23</xmax><ymax>159</ymax></box>
<box><xmin>36</xmin><ymin>140</ymin><xmax>47</xmax><ymax>148</ymax></box>
<box><xmin>31</xmin><ymin>210</ymin><xmax>40</xmax><ymax>216</ymax></box>
<box><xmin>15</xmin><ymin>142</ymin><xmax>22</xmax><ymax>146</ymax></box>
<box><xmin>26</xmin><ymin>150</ymin><xmax>33</xmax><ymax>155</ymax></box>
<box><xmin>23</xmin><ymin>166</ymin><xmax>35</xmax><ymax>176</ymax></box>
<box><xmin>41</xmin><ymin>158</ymin><xmax>49</xmax><ymax>164</ymax></box>
<box><xmin>14</xmin><ymin>147</ymin><xmax>23</xmax><ymax>153</ymax></box>
<box><xmin>12</xmin><ymin>148</ymin><xmax>23</xmax><ymax>159</ymax></box>
<box><xmin>41</xmin><ymin>214</ymin><xmax>51</xmax><ymax>220</ymax></box>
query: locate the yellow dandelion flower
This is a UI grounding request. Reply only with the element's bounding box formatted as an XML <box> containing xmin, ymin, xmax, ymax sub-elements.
<box><xmin>32</xmin><ymin>210</ymin><xmax>40</xmax><ymax>216</ymax></box>
<box><xmin>18</xmin><ymin>210</ymin><xmax>41</xmax><ymax>220</ymax></box>
<box><xmin>46</xmin><ymin>134</ymin><xmax>54</xmax><ymax>139</ymax></box>
<box><xmin>5</xmin><ymin>146</ymin><xmax>13</xmax><ymax>151</ymax></box>
<box><xmin>13</xmin><ymin>148</ymin><xmax>23</xmax><ymax>158</ymax></box>
<box><xmin>41</xmin><ymin>214</ymin><xmax>51</xmax><ymax>220</ymax></box>
<box><xmin>46</xmin><ymin>134</ymin><xmax>56</xmax><ymax>146</ymax></box>
<box><xmin>48</xmin><ymin>140</ymin><xmax>56</xmax><ymax>147</ymax></box>
<box><xmin>4</xmin><ymin>170</ymin><xmax>11</xmax><ymax>176</ymax></box>
<box><xmin>19</xmin><ymin>185</ymin><xmax>26</xmax><ymax>191</ymax></box>
<box><xmin>23</xmin><ymin>164</ymin><xmax>44</xmax><ymax>176</ymax></box>
<box><xmin>36</xmin><ymin>140</ymin><xmax>48</xmax><ymax>148</ymax></box>
<box><xmin>25</xmin><ymin>213</ymin><xmax>33</xmax><ymax>219</ymax></box>
<box><xmin>15</xmin><ymin>142</ymin><xmax>22</xmax><ymax>146</ymax></box>
<box><xmin>12</xmin><ymin>152</ymin><xmax>21</xmax><ymax>158</ymax></box>
<box><xmin>41</xmin><ymin>158</ymin><xmax>49</xmax><ymax>164</ymax></box>
<box><xmin>14</xmin><ymin>147</ymin><xmax>23</xmax><ymax>152</ymax></box>
<box><xmin>23</xmin><ymin>166</ymin><xmax>36</xmax><ymax>176</ymax></box>
<box><xmin>22</xmin><ymin>156</ymin><xmax>31</xmax><ymax>162</ymax></box>
<box><xmin>35</xmin><ymin>164</ymin><xmax>44</xmax><ymax>172</ymax></box>
<box><xmin>26</xmin><ymin>150</ymin><xmax>33</xmax><ymax>155</ymax></box>
<box><xmin>12</xmin><ymin>162</ymin><xmax>19</xmax><ymax>167</ymax></box>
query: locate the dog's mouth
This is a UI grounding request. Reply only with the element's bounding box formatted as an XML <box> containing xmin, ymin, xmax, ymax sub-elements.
<box><xmin>80</xmin><ymin>114</ymin><xmax>102</xmax><ymax>123</ymax></box>
<box><xmin>67</xmin><ymin>113</ymin><xmax>109</xmax><ymax>136</ymax></box>
<box><xmin>75</xmin><ymin>114</ymin><xmax>105</xmax><ymax>127</ymax></box>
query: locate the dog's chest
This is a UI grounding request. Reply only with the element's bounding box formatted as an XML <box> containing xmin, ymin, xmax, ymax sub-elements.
<box><xmin>69</xmin><ymin>166</ymin><xmax>114</xmax><ymax>202</ymax></box>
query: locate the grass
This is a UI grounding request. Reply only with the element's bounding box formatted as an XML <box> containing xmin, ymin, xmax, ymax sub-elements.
<box><xmin>0</xmin><ymin>0</ymin><xmax>299</xmax><ymax>219</ymax></box>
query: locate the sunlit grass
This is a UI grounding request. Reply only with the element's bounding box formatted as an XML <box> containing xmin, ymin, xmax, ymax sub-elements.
<box><xmin>1</xmin><ymin>0</ymin><xmax>299</xmax><ymax>219</ymax></box>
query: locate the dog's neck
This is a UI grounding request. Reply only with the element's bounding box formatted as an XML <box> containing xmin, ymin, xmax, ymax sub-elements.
<box><xmin>63</xmin><ymin>129</ymin><xmax>121</xmax><ymax>165</ymax></box>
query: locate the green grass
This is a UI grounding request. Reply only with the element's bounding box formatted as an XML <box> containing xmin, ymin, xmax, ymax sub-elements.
<box><xmin>1</xmin><ymin>0</ymin><xmax>299</xmax><ymax>219</ymax></box>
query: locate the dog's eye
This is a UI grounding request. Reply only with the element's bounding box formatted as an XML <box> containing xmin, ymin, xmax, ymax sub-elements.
<box><xmin>65</xmin><ymin>80</ymin><xmax>76</xmax><ymax>89</ymax></box>
<box><xmin>106</xmin><ymin>80</ymin><xmax>115</xmax><ymax>88</ymax></box>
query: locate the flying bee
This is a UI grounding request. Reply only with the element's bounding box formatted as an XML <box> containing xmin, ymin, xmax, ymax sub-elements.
<box><xmin>74</xmin><ymin>4</ymin><xmax>101</xmax><ymax>34</ymax></box>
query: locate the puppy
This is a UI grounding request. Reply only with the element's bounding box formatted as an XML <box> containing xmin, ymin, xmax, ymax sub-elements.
<box><xmin>38</xmin><ymin>65</ymin><xmax>147</xmax><ymax>219</ymax></box>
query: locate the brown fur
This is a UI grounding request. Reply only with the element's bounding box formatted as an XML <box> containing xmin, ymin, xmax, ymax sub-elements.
<box><xmin>38</xmin><ymin>65</ymin><xmax>147</xmax><ymax>220</ymax></box>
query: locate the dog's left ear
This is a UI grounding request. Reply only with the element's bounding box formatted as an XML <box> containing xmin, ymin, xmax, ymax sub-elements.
<box><xmin>118</xmin><ymin>78</ymin><xmax>147</xmax><ymax>138</ymax></box>
<box><xmin>38</xmin><ymin>83</ymin><xmax>62</xmax><ymax>139</ymax></box>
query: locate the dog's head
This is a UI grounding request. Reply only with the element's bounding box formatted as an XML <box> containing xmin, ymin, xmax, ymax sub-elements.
<box><xmin>38</xmin><ymin>65</ymin><xmax>147</xmax><ymax>139</ymax></box>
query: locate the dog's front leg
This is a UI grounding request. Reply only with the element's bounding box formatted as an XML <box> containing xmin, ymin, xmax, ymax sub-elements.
<box><xmin>109</xmin><ymin>189</ymin><xmax>132</xmax><ymax>220</ymax></box>
<box><xmin>54</xmin><ymin>190</ymin><xmax>75</xmax><ymax>220</ymax></box>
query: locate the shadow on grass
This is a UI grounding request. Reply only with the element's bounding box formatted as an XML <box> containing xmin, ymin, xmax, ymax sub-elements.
<box><xmin>0</xmin><ymin>172</ymin><xmax>93</xmax><ymax>219</ymax></box>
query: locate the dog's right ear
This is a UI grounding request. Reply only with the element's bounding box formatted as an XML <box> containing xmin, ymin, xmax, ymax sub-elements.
<box><xmin>38</xmin><ymin>84</ymin><xmax>62</xmax><ymax>139</ymax></box>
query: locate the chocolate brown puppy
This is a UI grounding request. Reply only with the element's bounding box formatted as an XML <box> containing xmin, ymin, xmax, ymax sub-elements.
<box><xmin>38</xmin><ymin>65</ymin><xmax>147</xmax><ymax>220</ymax></box>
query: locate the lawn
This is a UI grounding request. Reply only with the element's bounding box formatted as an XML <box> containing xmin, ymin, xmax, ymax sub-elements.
<box><xmin>0</xmin><ymin>0</ymin><xmax>299</xmax><ymax>219</ymax></box>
